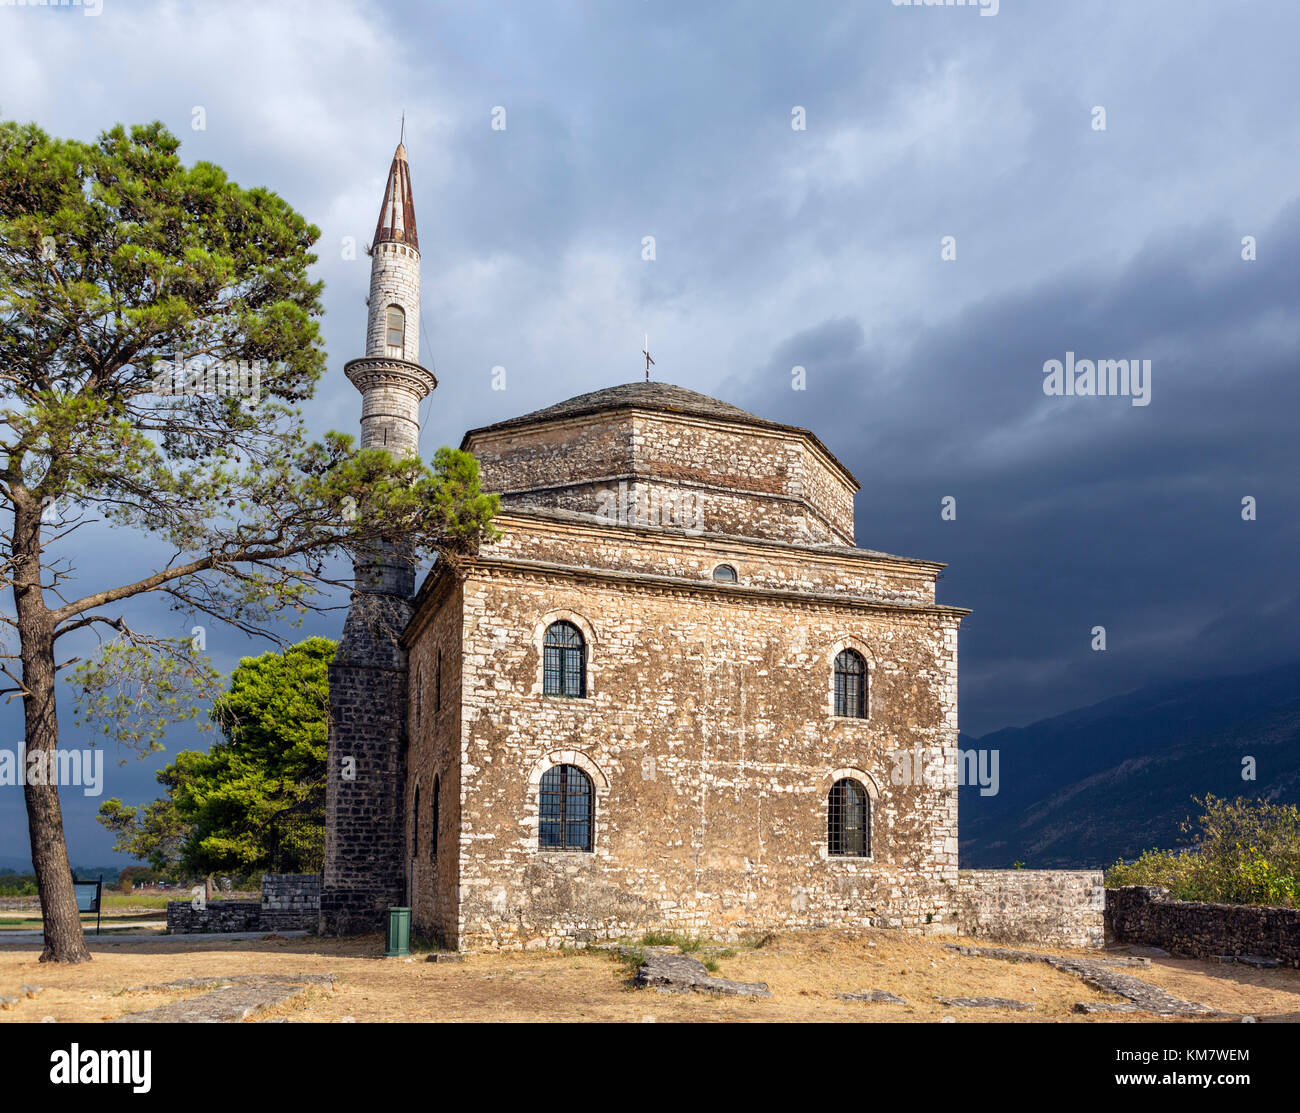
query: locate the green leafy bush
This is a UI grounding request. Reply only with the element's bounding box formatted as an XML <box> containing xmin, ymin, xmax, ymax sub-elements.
<box><xmin>0</xmin><ymin>875</ymin><xmax>38</xmax><ymax>897</ymax></box>
<box><xmin>1106</xmin><ymin>795</ymin><xmax>1300</xmax><ymax>907</ymax></box>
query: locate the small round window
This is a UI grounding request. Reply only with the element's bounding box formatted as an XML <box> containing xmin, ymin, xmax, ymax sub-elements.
<box><xmin>712</xmin><ymin>564</ymin><xmax>737</xmax><ymax>582</ymax></box>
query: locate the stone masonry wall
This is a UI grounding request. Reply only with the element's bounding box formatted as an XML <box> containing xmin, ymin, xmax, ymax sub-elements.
<box><xmin>358</xmin><ymin>239</ymin><xmax>424</xmax><ymax>456</ymax></box>
<box><xmin>956</xmin><ymin>869</ymin><xmax>1105</xmax><ymax>949</ymax></box>
<box><xmin>167</xmin><ymin>874</ymin><xmax>321</xmax><ymax>934</ymax></box>
<box><xmin>260</xmin><ymin>873</ymin><xmax>321</xmax><ymax>932</ymax></box>
<box><xmin>167</xmin><ymin>900</ymin><xmax>262</xmax><ymax>934</ymax></box>
<box><xmin>322</xmin><ymin>592</ymin><xmax>412</xmax><ymax>934</ymax></box>
<box><xmin>503</xmin><ymin>480</ymin><xmax>845</xmax><ymax>547</ymax></box>
<box><xmin>489</xmin><ymin>513</ymin><xmax>939</xmax><ymax>605</ymax></box>
<box><xmin>425</xmin><ymin>530</ymin><xmax>962</xmax><ymax>950</ymax></box>
<box><xmin>366</xmin><ymin>241</ymin><xmax>420</xmax><ymax>363</ymax></box>
<box><xmin>468</xmin><ymin>410</ymin><xmax>856</xmax><ymax>546</ymax></box>
<box><xmin>632</xmin><ymin>412</ymin><xmax>856</xmax><ymax>543</ymax></box>
<box><xmin>1106</xmin><ymin>886</ymin><xmax>1300</xmax><ymax>966</ymax></box>
<box><xmin>358</xmin><ymin>379</ymin><xmax>425</xmax><ymax>455</ymax></box>
<box><xmin>405</xmin><ymin>577</ymin><xmax>463</xmax><ymax>947</ymax></box>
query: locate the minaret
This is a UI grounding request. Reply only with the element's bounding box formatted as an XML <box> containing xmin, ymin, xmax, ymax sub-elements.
<box><xmin>321</xmin><ymin>138</ymin><xmax>436</xmax><ymax>934</ymax></box>
<box><xmin>348</xmin><ymin>138</ymin><xmax>435</xmax><ymax>463</ymax></box>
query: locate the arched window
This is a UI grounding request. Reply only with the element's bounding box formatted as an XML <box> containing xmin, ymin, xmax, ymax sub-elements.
<box><xmin>833</xmin><ymin>649</ymin><xmax>868</xmax><ymax>718</ymax></box>
<box><xmin>430</xmin><ymin>775</ymin><xmax>440</xmax><ymax>860</ymax></box>
<box><xmin>538</xmin><ymin>764</ymin><xmax>593</xmax><ymax>851</ymax></box>
<box><xmin>543</xmin><ymin>621</ymin><xmax>586</xmax><ymax>697</ymax></box>
<box><xmin>712</xmin><ymin>564</ymin><xmax>737</xmax><ymax>582</ymax></box>
<box><xmin>828</xmin><ymin>778</ymin><xmax>870</xmax><ymax>857</ymax></box>
<box><xmin>385</xmin><ymin>305</ymin><xmax>405</xmax><ymax>356</ymax></box>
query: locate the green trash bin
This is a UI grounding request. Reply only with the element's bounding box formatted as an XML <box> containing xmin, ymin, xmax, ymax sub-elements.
<box><xmin>384</xmin><ymin>906</ymin><xmax>411</xmax><ymax>957</ymax></box>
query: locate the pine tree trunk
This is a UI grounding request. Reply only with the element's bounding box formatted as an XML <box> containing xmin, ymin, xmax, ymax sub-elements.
<box><xmin>13</xmin><ymin>498</ymin><xmax>90</xmax><ymax>964</ymax></box>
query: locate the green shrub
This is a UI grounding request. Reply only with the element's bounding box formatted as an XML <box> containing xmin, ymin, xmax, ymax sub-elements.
<box><xmin>0</xmin><ymin>876</ymin><xmax>38</xmax><ymax>897</ymax></box>
<box><xmin>638</xmin><ymin>930</ymin><xmax>703</xmax><ymax>953</ymax></box>
<box><xmin>1105</xmin><ymin>795</ymin><xmax>1300</xmax><ymax>907</ymax></box>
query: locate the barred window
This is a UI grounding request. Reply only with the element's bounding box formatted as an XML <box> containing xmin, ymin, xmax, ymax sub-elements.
<box><xmin>386</xmin><ymin>305</ymin><xmax>405</xmax><ymax>355</ymax></box>
<box><xmin>828</xmin><ymin>779</ymin><xmax>870</xmax><ymax>857</ymax></box>
<box><xmin>539</xmin><ymin>764</ymin><xmax>593</xmax><ymax>852</ymax></box>
<box><xmin>833</xmin><ymin>649</ymin><xmax>868</xmax><ymax>718</ymax></box>
<box><xmin>543</xmin><ymin>621</ymin><xmax>586</xmax><ymax>697</ymax></box>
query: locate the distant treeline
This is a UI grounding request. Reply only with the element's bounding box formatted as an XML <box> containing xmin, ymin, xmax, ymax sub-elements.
<box><xmin>0</xmin><ymin>864</ymin><xmax>130</xmax><ymax>897</ymax></box>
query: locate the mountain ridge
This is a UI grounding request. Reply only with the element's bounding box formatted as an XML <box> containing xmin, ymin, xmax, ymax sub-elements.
<box><xmin>960</xmin><ymin>661</ymin><xmax>1300</xmax><ymax>867</ymax></box>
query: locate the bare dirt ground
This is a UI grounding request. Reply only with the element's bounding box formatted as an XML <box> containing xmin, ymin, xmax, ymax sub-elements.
<box><xmin>0</xmin><ymin>929</ymin><xmax>1296</xmax><ymax>1023</ymax></box>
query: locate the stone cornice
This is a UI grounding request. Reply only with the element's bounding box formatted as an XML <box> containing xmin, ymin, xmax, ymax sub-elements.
<box><xmin>405</xmin><ymin>551</ymin><xmax>968</xmax><ymax>643</ymax></box>
<box><xmin>492</xmin><ymin>472</ymin><xmax>854</xmax><ymax>546</ymax></box>
<box><xmin>344</xmin><ymin>355</ymin><xmax>438</xmax><ymax>398</ymax></box>
<box><xmin>492</xmin><ymin>507</ymin><xmax>947</xmax><ymax>573</ymax></box>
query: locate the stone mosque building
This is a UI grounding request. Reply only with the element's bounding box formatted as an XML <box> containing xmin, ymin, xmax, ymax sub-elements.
<box><xmin>320</xmin><ymin>141</ymin><xmax>971</xmax><ymax>949</ymax></box>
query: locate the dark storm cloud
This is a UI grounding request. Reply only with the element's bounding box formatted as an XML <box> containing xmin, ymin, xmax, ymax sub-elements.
<box><xmin>1</xmin><ymin>0</ymin><xmax>1298</xmax><ymax>862</ymax></box>
<box><xmin>726</xmin><ymin>200</ymin><xmax>1300</xmax><ymax>733</ymax></box>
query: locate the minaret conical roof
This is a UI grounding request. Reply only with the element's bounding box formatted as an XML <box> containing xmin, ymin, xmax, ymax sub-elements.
<box><xmin>373</xmin><ymin>141</ymin><xmax>418</xmax><ymax>250</ymax></box>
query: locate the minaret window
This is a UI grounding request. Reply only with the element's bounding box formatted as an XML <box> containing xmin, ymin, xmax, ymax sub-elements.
<box><xmin>386</xmin><ymin>305</ymin><xmax>406</xmax><ymax>357</ymax></box>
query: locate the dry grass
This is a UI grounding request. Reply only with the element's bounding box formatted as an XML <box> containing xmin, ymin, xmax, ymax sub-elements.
<box><xmin>0</xmin><ymin>929</ymin><xmax>1297</xmax><ymax>1023</ymax></box>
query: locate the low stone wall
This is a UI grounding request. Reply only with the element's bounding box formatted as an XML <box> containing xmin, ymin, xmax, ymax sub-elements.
<box><xmin>956</xmin><ymin>869</ymin><xmax>1105</xmax><ymax>949</ymax></box>
<box><xmin>166</xmin><ymin>873</ymin><xmax>321</xmax><ymax>934</ymax></box>
<box><xmin>1106</xmin><ymin>886</ymin><xmax>1300</xmax><ymax>966</ymax></box>
<box><xmin>166</xmin><ymin>900</ymin><xmax>261</xmax><ymax>934</ymax></box>
<box><xmin>260</xmin><ymin>873</ymin><xmax>321</xmax><ymax>932</ymax></box>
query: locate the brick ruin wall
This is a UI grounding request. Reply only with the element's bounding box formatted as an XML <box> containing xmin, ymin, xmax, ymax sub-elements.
<box><xmin>1106</xmin><ymin>885</ymin><xmax>1300</xmax><ymax>966</ymax></box>
<box><xmin>406</xmin><ymin>542</ymin><xmax>962</xmax><ymax>950</ymax></box>
<box><xmin>956</xmin><ymin>869</ymin><xmax>1106</xmax><ymax>949</ymax></box>
<box><xmin>167</xmin><ymin>874</ymin><xmax>320</xmax><ymax>934</ymax></box>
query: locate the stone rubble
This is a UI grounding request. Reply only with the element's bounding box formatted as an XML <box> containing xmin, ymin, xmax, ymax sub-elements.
<box><xmin>116</xmin><ymin>974</ymin><xmax>336</xmax><ymax>1024</ymax></box>
<box><xmin>936</xmin><ymin>995</ymin><xmax>1034</xmax><ymax>1011</ymax></box>
<box><xmin>837</xmin><ymin>989</ymin><xmax>908</xmax><ymax>1004</ymax></box>
<box><xmin>946</xmin><ymin>944</ymin><xmax>1220</xmax><ymax>1017</ymax></box>
<box><xmin>634</xmin><ymin>953</ymin><xmax>771</xmax><ymax>998</ymax></box>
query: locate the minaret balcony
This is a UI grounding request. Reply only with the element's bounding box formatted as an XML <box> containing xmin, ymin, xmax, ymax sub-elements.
<box><xmin>344</xmin><ymin>355</ymin><xmax>438</xmax><ymax>399</ymax></box>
